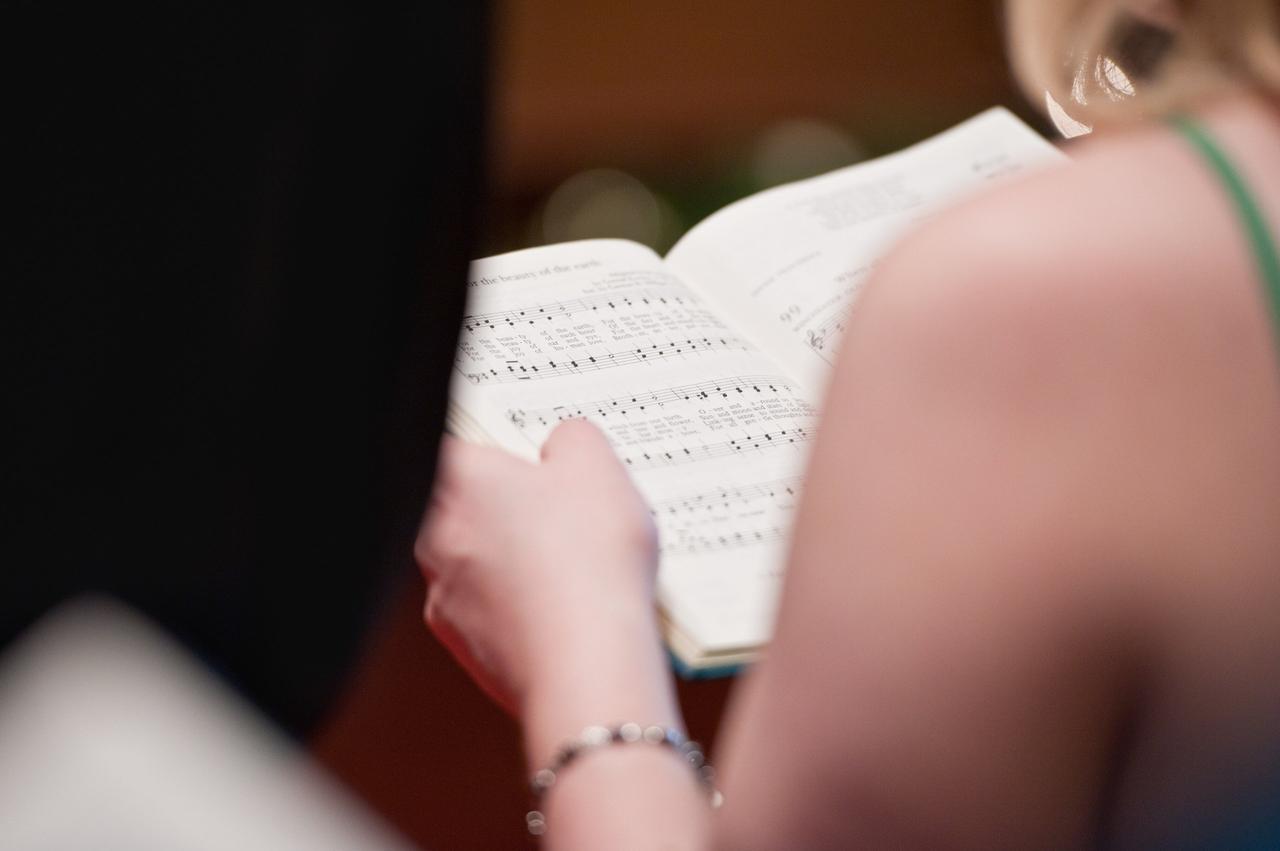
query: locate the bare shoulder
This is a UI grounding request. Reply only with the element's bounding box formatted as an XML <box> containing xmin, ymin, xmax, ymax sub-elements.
<box><xmin>857</xmin><ymin>119</ymin><xmax>1263</xmax><ymax>385</ymax></box>
<box><xmin>845</xmin><ymin>111</ymin><xmax>1280</xmax><ymax>473</ymax></box>
<box><xmin>823</xmin><ymin>103</ymin><xmax>1280</xmax><ymax>611</ymax></box>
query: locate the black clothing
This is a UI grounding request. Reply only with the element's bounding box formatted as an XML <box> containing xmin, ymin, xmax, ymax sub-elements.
<box><xmin>3</xmin><ymin>2</ymin><xmax>487</xmax><ymax>734</ymax></box>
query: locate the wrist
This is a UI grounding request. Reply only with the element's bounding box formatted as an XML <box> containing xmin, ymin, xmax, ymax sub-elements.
<box><xmin>519</xmin><ymin>572</ymin><xmax>661</xmax><ymax>683</ymax></box>
<box><xmin>520</xmin><ymin>604</ymin><xmax>680</xmax><ymax>769</ymax></box>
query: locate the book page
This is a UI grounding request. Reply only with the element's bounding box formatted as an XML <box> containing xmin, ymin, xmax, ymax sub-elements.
<box><xmin>451</xmin><ymin>239</ymin><xmax>815</xmax><ymax>655</ymax></box>
<box><xmin>664</xmin><ymin>108</ymin><xmax>1066</xmax><ymax>394</ymax></box>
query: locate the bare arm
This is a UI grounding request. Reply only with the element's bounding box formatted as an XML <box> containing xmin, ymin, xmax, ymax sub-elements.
<box><xmin>712</xmin><ymin>122</ymin><xmax>1280</xmax><ymax>848</ymax></box>
<box><xmin>417</xmin><ymin>424</ymin><xmax>711</xmax><ymax>850</ymax></box>
<box><xmin>713</xmin><ymin>202</ymin><xmax>1173</xmax><ymax>849</ymax></box>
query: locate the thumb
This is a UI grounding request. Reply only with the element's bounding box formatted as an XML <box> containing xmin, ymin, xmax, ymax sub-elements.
<box><xmin>540</xmin><ymin>418</ymin><xmax>616</xmax><ymax>465</ymax></box>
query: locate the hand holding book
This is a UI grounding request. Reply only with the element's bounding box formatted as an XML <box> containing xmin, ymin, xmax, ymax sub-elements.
<box><xmin>416</xmin><ymin>420</ymin><xmax>707</xmax><ymax>845</ymax></box>
<box><xmin>415</xmin><ymin>421</ymin><xmax>664</xmax><ymax>715</ymax></box>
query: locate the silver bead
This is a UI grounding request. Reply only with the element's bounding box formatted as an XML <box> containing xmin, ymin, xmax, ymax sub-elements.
<box><xmin>582</xmin><ymin>725</ymin><xmax>611</xmax><ymax>747</ymax></box>
<box><xmin>526</xmin><ymin>722</ymin><xmax>723</xmax><ymax>834</ymax></box>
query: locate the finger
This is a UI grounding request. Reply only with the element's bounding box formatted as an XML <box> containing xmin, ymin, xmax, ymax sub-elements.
<box><xmin>437</xmin><ymin>434</ymin><xmax>535</xmax><ymax>496</ymax></box>
<box><xmin>414</xmin><ymin>486</ymin><xmax>458</xmax><ymax>577</ymax></box>
<box><xmin>423</xmin><ymin>595</ymin><xmax>519</xmax><ymax>716</ymax></box>
<box><xmin>432</xmin><ymin>433</ymin><xmax>473</xmax><ymax>495</ymax></box>
<box><xmin>415</xmin><ymin>494</ymin><xmax>465</xmax><ymax>579</ymax></box>
<box><xmin>415</xmin><ymin>543</ymin><xmax>440</xmax><ymax>582</ymax></box>
<box><xmin>540</xmin><ymin>418</ymin><xmax>615</xmax><ymax>464</ymax></box>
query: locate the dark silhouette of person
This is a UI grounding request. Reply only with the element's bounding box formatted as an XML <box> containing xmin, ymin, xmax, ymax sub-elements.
<box><xmin>3</xmin><ymin>2</ymin><xmax>488</xmax><ymax>735</ymax></box>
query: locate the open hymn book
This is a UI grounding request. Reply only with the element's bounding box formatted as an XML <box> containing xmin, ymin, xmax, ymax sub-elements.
<box><xmin>447</xmin><ymin>108</ymin><xmax>1065</xmax><ymax>675</ymax></box>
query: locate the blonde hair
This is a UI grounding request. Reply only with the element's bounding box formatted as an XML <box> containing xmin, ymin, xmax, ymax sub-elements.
<box><xmin>1006</xmin><ymin>0</ymin><xmax>1280</xmax><ymax>125</ymax></box>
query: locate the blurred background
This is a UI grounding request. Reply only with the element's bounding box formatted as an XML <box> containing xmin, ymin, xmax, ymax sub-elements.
<box><xmin>481</xmin><ymin>0</ymin><xmax>1046</xmax><ymax>256</ymax></box>
<box><xmin>313</xmin><ymin>2</ymin><xmax>1045</xmax><ymax>849</ymax></box>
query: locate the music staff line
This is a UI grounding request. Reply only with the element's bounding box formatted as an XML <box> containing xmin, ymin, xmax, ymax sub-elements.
<box><xmin>649</xmin><ymin>476</ymin><xmax>804</xmax><ymax>516</ymax></box>
<box><xmin>505</xmin><ymin>374</ymin><xmax>808</xmax><ymax>429</ymax></box>
<box><xmin>801</xmin><ymin>269</ymin><xmax>873</xmax><ymax>354</ymax></box>
<box><xmin>461</xmin><ymin>288</ymin><xmax>709</xmax><ymax>332</ymax></box>
<box><xmin>805</xmin><ymin>305</ymin><xmax>850</xmax><ymax>353</ymax></box>
<box><xmin>620</xmin><ymin>427</ymin><xmax>812</xmax><ymax>471</ymax></box>
<box><xmin>661</xmin><ymin>525</ymin><xmax>789</xmax><ymax>557</ymax></box>
<box><xmin>460</xmin><ymin>336</ymin><xmax>753</xmax><ymax>385</ymax></box>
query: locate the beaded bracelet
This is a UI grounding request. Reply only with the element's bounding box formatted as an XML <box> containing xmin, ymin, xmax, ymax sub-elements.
<box><xmin>525</xmin><ymin>723</ymin><xmax>722</xmax><ymax>836</ymax></box>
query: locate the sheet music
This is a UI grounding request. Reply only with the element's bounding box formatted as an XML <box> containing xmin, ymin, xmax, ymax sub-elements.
<box><xmin>452</xmin><ymin>240</ymin><xmax>814</xmax><ymax>652</ymax></box>
<box><xmin>665</xmin><ymin>108</ymin><xmax>1066</xmax><ymax>394</ymax></box>
<box><xmin>452</xmin><ymin>110</ymin><xmax>1066</xmax><ymax>661</ymax></box>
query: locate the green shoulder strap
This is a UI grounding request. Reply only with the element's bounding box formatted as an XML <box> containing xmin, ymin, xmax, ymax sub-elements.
<box><xmin>1172</xmin><ymin>116</ymin><xmax>1280</xmax><ymax>348</ymax></box>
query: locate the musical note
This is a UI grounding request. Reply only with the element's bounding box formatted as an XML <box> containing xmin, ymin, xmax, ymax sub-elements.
<box><xmin>505</xmin><ymin>375</ymin><xmax>807</xmax><ymax>430</ymax></box>
<box><xmin>805</xmin><ymin>305</ymin><xmax>851</xmax><ymax>355</ymax></box>
<box><xmin>461</xmin><ymin>289</ymin><xmax>713</xmax><ymax>332</ymax></box>
<box><xmin>661</xmin><ymin>525</ymin><xmax>789</xmax><ymax>556</ymax></box>
<box><xmin>619</xmin><ymin>427</ymin><xmax>812</xmax><ymax>471</ymax></box>
<box><xmin>460</xmin><ymin>336</ymin><xmax>753</xmax><ymax>385</ymax></box>
<box><xmin>649</xmin><ymin>476</ymin><xmax>803</xmax><ymax>516</ymax></box>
